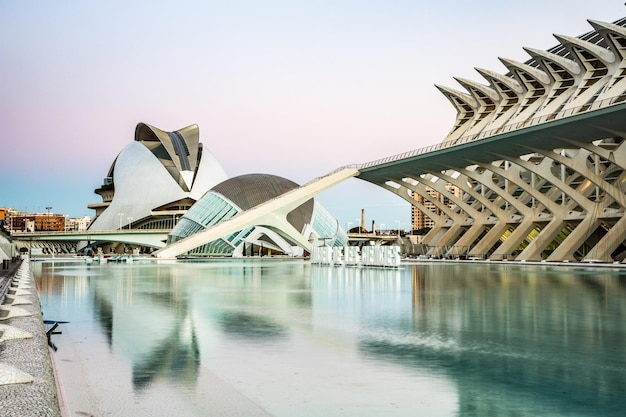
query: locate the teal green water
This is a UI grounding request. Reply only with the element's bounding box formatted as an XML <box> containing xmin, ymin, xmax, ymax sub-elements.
<box><xmin>34</xmin><ymin>260</ymin><xmax>626</xmax><ymax>416</ymax></box>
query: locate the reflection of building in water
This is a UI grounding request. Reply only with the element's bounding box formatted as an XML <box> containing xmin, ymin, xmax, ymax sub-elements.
<box><xmin>91</xmin><ymin>269</ymin><xmax>200</xmax><ymax>390</ymax></box>
<box><xmin>217</xmin><ymin>311</ymin><xmax>287</xmax><ymax>341</ymax></box>
<box><xmin>310</xmin><ymin>266</ymin><xmax>407</xmax><ymax>345</ymax></box>
<box><xmin>358</xmin><ymin>264</ymin><xmax>626</xmax><ymax>416</ymax></box>
<box><xmin>89</xmin><ymin>261</ymin><xmax>312</xmax><ymax>390</ymax></box>
<box><xmin>36</xmin><ymin>260</ymin><xmax>626</xmax><ymax>414</ymax></box>
<box><xmin>131</xmin><ymin>315</ymin><xmax>199</xmax><ymax>390</ymax></box>
<box><xmin>190</xmin><ymin>261</ymin><xmax>310</xmax><ymax>341</ymax></box>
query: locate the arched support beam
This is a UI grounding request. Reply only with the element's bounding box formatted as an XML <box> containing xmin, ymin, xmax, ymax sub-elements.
<box><xmin>153</xmin><ymin>168</ymin><xmax>359</xmax><ymax>258</ymax></box>
<box><xmin>370</xmin><ymin>176</ymin><xmax>464</xmax><ymax>250</ymax></box>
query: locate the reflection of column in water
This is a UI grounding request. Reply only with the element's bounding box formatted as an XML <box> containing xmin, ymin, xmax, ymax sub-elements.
<box><xmin>89</xmin><ymin>263</ymin><xmax>201</xmax><ymax>391</ymax></box>
<box><xmin>411</xmin><ymin>266</ymin><xmax>426</xmax><ymax>315</ymax></box>
<box><xmin>310</xmin><ymin>265</ymin><xmax>408</xmax><ymax>340</ymax></box>
<box><xmin>310</xmin><ymin>265</ymin><xmax>403</xmax><ymax>293</ymax></box>
<box><xmin>392</xmin><ymin>263</ymin><xmax>626</xmax><ymax>416</ymax></box>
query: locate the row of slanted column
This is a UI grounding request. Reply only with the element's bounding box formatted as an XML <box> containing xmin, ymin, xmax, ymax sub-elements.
<box><xmin>396</xmin><ymin>17</ymin><xmax>626</xmax><ymax>263</ymax></box>
<box><xmin>437</xmin><ymin>19</ymin><xmax>626</xmax><ymax>146</ymax></box>
<box><xmin>397</xmin><ymin>137</ymin><xmax>626</xmax><ymax>263</ymax></box>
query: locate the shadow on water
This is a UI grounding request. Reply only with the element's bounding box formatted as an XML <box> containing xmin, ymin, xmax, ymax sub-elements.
<box><xmin>218</xmin><ymin>310</ymin><xmax>288</xmax><ymax>342</ymax></box>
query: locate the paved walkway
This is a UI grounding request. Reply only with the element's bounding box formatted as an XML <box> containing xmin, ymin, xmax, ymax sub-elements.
<box><xmin>0</xmin><ymin>257</ymin><xmax>61</xmax><ymax>416</ymax></box>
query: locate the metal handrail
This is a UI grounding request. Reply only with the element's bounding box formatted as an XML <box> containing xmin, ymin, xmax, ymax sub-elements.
<box><xmin>10</xmin><ymin>229</ymin><xmax>171</xmax><ymax>236</ymax></box>
<box><xmin>357</xmin><ymin>95</ymin><xmax>626</xmax><ymax>169</ymax></box>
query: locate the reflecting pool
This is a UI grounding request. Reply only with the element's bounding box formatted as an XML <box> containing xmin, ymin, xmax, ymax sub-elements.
<box><xmin>34</xmin><ymin>260</ymin><xmax>626</xmax><ymax>416</ymax></box>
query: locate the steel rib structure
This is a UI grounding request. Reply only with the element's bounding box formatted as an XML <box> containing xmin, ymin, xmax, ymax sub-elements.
<box><xmin>156</xmin><ymin>13</ymin><xmax>626</xmax><ymax>262</ymax></box>
<box><xmin>358</xmin><ymin>16</ymin><xmax>626</xmax><ymax>262</ymax></box>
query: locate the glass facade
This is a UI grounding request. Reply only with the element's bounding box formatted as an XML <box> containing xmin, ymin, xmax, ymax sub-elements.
<box><xmin>169</xmin><ymin>193</ymin><xmax>249</xmax><ymax>256</ymax></box>
<box><xmin>311</xmin><ymin>202</ymin><xmax>348</xmax><ymax>247</ymax></box>
<box><xmin>138</xmin><ymin>218</ymin><xmax>178</xmax><ymax>230</ymax></box>
<box><xmin>169</xmin><ymin>190</ymin><xmax>347</xmax><ymax>257</ymax></box>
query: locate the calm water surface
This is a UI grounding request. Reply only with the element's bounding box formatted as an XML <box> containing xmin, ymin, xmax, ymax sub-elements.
<box><xmin>33</xmin><ymin>260</ymin><xmax>626</xmax><ymax>416</ymax></box>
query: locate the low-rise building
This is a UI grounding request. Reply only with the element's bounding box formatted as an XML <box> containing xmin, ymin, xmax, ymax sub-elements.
<box><xmin>11</xmin><ymin>213</ymin><xmax>66</xmax><ymax>232</ymax></box>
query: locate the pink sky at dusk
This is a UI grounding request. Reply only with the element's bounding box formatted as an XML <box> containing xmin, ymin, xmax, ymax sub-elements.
<box><xmin>1</xmin><ymin>1</ymin><xmax>625</xmax><ymax>230</ymax></box>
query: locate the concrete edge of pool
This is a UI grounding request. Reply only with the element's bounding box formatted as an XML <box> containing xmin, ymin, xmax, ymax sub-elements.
<box><xmin>0</xmin><ymin>257</ymin><xmax>62</xmax><ymax>417</ymax></box>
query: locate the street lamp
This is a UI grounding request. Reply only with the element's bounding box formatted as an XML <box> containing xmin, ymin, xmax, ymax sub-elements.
<box><xmin>127</xmin><ymin>217</ymin><xmax>133</xmax><ymax>230</ymax></box>
<box><xmin>45</xmin><ymin>207</ymin><xmax>52</xmax><ymax>231</ymax></box>
<box><xmin>118</xmin><ymin>213</ymin><xmax>124</xmax><ymax>230</ymax></box>
<box><xmin>380</xmin><ymin>223</ymin><xmax>385</xmax><ymax>235</ymax></box>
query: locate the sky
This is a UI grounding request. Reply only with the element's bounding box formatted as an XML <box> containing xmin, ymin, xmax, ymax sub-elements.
<box><xmin>1</xmin><ymin>1</ymin><xmax>626</xmax><ymax>231</ymax></box>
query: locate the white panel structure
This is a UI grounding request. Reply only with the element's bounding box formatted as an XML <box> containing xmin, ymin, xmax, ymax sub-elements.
<box><xmin>357</xmin><ymin>14</ymin><xmax>626</xmax><ymax>263</ymax></box>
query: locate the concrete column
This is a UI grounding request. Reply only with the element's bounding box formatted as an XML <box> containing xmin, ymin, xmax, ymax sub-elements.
<box><xmin>585</xmin><ymin>215</ymin><xmax>626</xmax><ymax>261</ymax></box>
<box><xmin>547</xmin><ymin>216</ymin><xmax>601</xmax><ymax>261</ymax></box>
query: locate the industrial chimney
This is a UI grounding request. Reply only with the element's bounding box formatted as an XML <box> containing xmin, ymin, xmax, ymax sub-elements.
<box><xmin>361</xmin><ymin>209</ymin><xmax>365</xmax><ymax>233</ymax></box>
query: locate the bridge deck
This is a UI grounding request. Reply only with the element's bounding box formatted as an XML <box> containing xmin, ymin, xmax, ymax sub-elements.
<box><xmin>357</xmin><ymin>102</ymin><xmax>626</xmax><ymax>182</ymax></box>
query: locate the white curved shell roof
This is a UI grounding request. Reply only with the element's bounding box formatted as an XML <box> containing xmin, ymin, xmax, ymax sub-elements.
<box><xmin>89</xmin><ymin>124</ymin><xmax>228</xmax><ymax>231</ymax></box>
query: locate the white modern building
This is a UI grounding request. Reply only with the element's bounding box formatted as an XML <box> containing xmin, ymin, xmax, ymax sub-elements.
<box><xmin>93</xmin><ymin>13</ymin><xmax>626</xmax><ymax>263</ymax></box>
<box><xmin>87</xmin><ymin>123</ymin><xmax>346</xmax><ymax>256</ymax></box>
<box><xmin>169</xmin><ymin>173</ymin><xmax>347</xmax><ymax>257</ymax></box>
<box><xmin>88</xmin><ymin>123</ymin><xmax>228</xmax><ymax>235</ymax></box>
<box><xmin>356</xmin><ymin>15</ymin><xmax>626</xmax><ymax>262</ymax></box>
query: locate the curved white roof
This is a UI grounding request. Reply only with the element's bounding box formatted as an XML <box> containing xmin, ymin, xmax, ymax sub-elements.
<box><xmin>89</xmin><ymin>124</ymin><xmax>228</xmax><ymax>231</ymax></box>
<box><xmin>438</xmin><ymin>17</ymin><xmax>626</xmax><ymax>143</ymax></box>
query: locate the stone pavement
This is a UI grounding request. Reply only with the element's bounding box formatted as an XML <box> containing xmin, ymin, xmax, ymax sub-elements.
<box><xmin>0</xmin><ymin>257</ymin><xmax>61</xmax><ymax>416</ymax></box>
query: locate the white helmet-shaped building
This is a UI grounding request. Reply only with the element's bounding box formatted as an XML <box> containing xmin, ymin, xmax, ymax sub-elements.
<box><xmin>88</xmin><ymin>123</ymin><xmax>228</xmax><ymax>233</ymax></box>
<box><xmin>169</xmin><ymin>173</ymin><xmax>348</xmax><ymax>257</ymax></box>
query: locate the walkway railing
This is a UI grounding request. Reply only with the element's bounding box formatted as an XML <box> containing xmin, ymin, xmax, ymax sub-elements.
<box><xmin>356</xmin><ymin>95</ymin><xmax>626</xmax><ymax>170</ymax></box>
<box><xmin>10</xmin><ymin>229</ymin><xmax>171</xmax><ymax>236</ymax></box>
<box><xmin>242</xmin><ymin>166</ymin><xmax>361</xmax><ymax>217</ymax></box>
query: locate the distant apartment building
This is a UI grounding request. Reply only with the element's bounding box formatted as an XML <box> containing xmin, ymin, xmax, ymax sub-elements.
<box><xmin>1</xmin><ymin>206</ymin><xmax>92</xmax><ymax>233</ymax></box>
<box><xmin>11</xmin><ymin>213</ymin><xmax>66</xmax><ymax>232</ymax></box>
<box><xmin>0</xmin><ymin>207</ymin><xmax>17</xmax><ymax>232</ymax></box>
<box><xmin>66</xmin><ymin>216</ymin><xmax>92</xmax><ymax>231</ymax></box>
<box><xmin>0</xmin><ymin>207</ymin><xmax>16</xmax><ymax>225</ymax></box>
<box><xmin>411</xmin><ymin>185</ymin><xmax>460</xmax><ymax>231</ymax></box>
